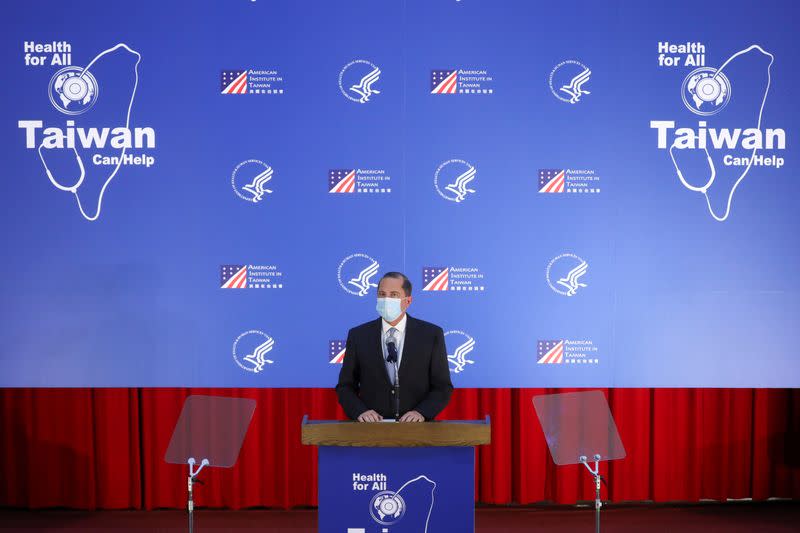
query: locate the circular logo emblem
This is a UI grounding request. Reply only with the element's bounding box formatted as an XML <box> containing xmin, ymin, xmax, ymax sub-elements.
<box><xmin>369</xmin><ymin>491</ymin><xmax>405</xmax><ymax>525</ymax></box>
<box><xmin>339</xmin><ymin>60</ymin><xmax>382</xmax><ymax>103</ymax></box>
<box><xmin>232</xmin><ymin>330</ymin><xmax>275</xmax><ymax>373</ymax></box>
<box><xmin>232</xmin><ymin>159</ymin><xmax>274</xmax><ymax>203</ymax></box>
<box><xmin>444</xmin><ymin>330</ymin><xmax>476</xmax><ymax>374</ymax></box>
<box><xmin>337</xmin><ymin>253</ymin><xmax>380</xmax><ymax>297</ymax></box>
<box><xmin>549</xmin><ymin>60</ymin><xmax>591</xmax><ymax>104</ymax></box>
<box><xmin>681</xmin><ymin>67</ymin><xmax>731</xmax><ymax>116</ymax></box>
<box><xmin>48</xmin><ymin>66</ymin><xmax>99</xmax><ymax>115</ymax></box>
<box><xmin>434</xmin><ymin>159</ymin><xmax>476</xmax><ymax>203</ymax></box>
<box><xmin>546</xmin><ymin>253</ymin><xmax>589</xmax><ymax>297</ymax></box>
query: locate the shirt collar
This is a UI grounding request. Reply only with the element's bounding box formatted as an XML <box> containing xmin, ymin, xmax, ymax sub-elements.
<box><xmin>382</xmin><ymin>313</ymin><xmax>407</xmax><ymax>334</ymax></box>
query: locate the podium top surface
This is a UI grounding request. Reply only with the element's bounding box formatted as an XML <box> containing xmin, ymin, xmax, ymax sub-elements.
<box><xmin>301</xmin><ymin>416</ymin><xmax>491</xmax><ymax>447</ymax></box>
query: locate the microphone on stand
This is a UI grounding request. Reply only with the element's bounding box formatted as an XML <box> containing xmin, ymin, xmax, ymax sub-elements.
<box><xmin>386</xmin><ymin>340</ymin><xmax>400</xmax><ymax>420</ymax></box>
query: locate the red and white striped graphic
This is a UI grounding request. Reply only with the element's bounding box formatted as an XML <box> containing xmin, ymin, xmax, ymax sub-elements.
<box><xmin>422</xmin><ymin>268</ymin><xmax>449</xmax><ymax>291</ymax></box>
<box><xmin>222</xmin><ymin>71</ymin><xmax>248</xmax><ymax>94</ymax></box>
<box><xmin>537</xmin><ymin>341</ymin><xmax>564</xmax><ymax>364</ymax></box>
<box><xmin>222</xmin><ymin>266</ymin><xmax>248</xmax><ymax>288</ymax></box>
<box><xmin>330</xmin><ymin>348</ymin><xmax>345</xmax><ymax>364</ymax></box>
<box><xmin>432</xmin><ymin>71</ymin><xmax>458</xmax><ymax>94</ymax></box>
<box><xmin>330</xmin><ymin>170</ymin><xmax>356</xmax><ymax>193</ymax></box>
<box><xmin>539</xmin><ymin>170</ymin><xmax>565</xmax><ymax>193</ymax></box>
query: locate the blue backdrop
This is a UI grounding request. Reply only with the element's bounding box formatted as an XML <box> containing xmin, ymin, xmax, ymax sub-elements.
<box><xmin>1</xmin><ymin>0</ymin><xmax>798</xmax><ymax>387</ymax></box>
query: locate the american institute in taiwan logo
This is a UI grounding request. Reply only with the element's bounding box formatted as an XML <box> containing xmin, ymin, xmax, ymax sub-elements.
<box><xmin>537</xmin><ymin>339</ymin><xmax>599</xmax><ymax>365</ymax></box>
<box><xmin>328</xmin><ymin>168</ymin><xmax>392</xmax><ymax>194</ymax></box>
<box><xmin>538</xmin><ymin>169</ymin><xmax>602</xmax><ymax>194</ymax></box>
<box><xmin>221</xmin><ymin>68</ymin><xmax>286</xmax><ymax>95</ymax></box>
<box><xmin>431</xmin><ymin>68</ymin><xmax>494</xmax><ymax>95</ymax></box>
<box><xmin>422</xmin><ymin>266</ymin><xmax>485</xmax><ymax>292</ymax></box>
<box><xmin>220</xmin><ymin>264</ymin><xmax>284</xmax><ymax>289</ymax></box>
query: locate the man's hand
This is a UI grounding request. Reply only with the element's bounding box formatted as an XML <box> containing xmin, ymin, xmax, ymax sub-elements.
<box><xmin>399</xmin><ymin>410</ymin><xmax>425</xmax><ymax>423</ymax></box>
<box><xmin>357</xmin><ymin>410</ymin><xmax>383</xmax><ymax>423</ymax></box>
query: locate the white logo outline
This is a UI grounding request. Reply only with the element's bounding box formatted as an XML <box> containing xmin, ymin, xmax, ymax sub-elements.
<box><xmin>339</xmin><ymin>60</ymin><xmax>381</xmax><ymax>103</ymax></box>
<box><xmin>434</xmin><ymin>159</ymin><xmax>477</xmax><ymax>203</ymax></box>
<box><xmin>337</xmin><ymin>253</ymin><xmax>380</xmax><ymax>297</ymax></box>
<box><xmin>232</xmin><ymin>330</ymin><xmax>275</xmax><ymax>373</ymax></box>
<box><xmin>232</xmin><ymin>159</ymin><xmax>274</xmax><ymax>203</ymax></box>
<box><xmin>546</xmin><ymin>253</ymin><xmax>589</xmax><ymax>297</ymax></box>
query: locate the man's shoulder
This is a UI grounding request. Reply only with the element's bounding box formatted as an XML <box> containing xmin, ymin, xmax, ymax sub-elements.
<box><xmin>348</xmin><ymin>318</ymin><xmax>381</xmax><ymax>336</ymax></box>
<box><xmin>407</xmin><ymin>315</ymin><xmax>443</xmax><ymax>335</ymax></box>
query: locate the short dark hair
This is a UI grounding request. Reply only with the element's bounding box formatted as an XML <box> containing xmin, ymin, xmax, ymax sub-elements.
<box><xmin>378</xmin><ymin>271</ymin><xmax>412</xmax><ymax>296</ymax></box>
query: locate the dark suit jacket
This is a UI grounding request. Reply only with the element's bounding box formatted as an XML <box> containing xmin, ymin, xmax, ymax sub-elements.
<box><xmin>336</xmin><ymin>314</ymin><xmax>453</xmax><ymax>420</ymax></box>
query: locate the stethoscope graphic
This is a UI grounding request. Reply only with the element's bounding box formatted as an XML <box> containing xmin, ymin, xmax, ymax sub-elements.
<box><xmin>37</xmin><ymin>43</ymin><xmax>141</xmax><ymax>221</ymax></box>
<box><xmin>668</xmin><ymin>45</ymin><xmax>774</xmax><ymax>222</ymax></box>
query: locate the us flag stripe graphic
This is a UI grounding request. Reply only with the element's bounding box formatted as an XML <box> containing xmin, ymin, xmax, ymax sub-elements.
<box><xmin>329</xmin><ymin>340</ymin><xmax>346</xmax><ymax>364</ymax></box>
<box><xmin>329</xmin><ymin>170</ymin><xmax>356</xmax><ymax>193</ymax></box>
<box><xmin>422</xmin><ymin>267</ymin><xmax>449</xmax><ymax>291</ymax></box>
<box><xmin>221</xmin><ymin>70</ymin><xmax>248</xmax><ymax>94</ymax></box>
<box><xmin>221</xmin><ymin>265</ymin><xmax>248</xmax><ymax>288</ymax></box>
<box><xmin>431</xmin><ymin>70</ymin><xmax>458</xmax><ymax>94</ymax></box>
<box><xmin>539</xmin><ymin>169</ymin><xmax>565</xmax><ymax>193</ymax></box>
<box><xmin>537</xmin><ymin>340</ymin><xmax>564</xmax><ymax>364</ymax></box>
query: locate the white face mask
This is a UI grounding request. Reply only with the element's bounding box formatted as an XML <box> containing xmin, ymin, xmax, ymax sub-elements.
<box><xmin>376</xmin><ymin>297</ymin><xmax>403</xmax><ymax>322</ymax></box>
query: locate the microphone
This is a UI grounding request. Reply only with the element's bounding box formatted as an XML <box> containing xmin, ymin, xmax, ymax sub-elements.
<box><xmin>386</xmin><ymin>341</ymin><xmax>398</xmax><ymax>364</ymax></box>
<box><xmin>386</xmin><ymin>340</ymin><xmax>400</xmax><ymax>419</ymax></box>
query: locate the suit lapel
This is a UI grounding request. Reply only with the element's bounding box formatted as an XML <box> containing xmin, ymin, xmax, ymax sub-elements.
<box><xmin>370</xmin><ymin>317</ymin><xmax>392</xmax><ymax>386</ymax></box>
<box><xmin>398</xmin><ymin>314</ymin><xmax>416</xmax><ymax>381</ymax></box>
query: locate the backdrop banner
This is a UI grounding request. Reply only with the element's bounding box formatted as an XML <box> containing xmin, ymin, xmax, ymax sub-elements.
<box><xmin>1</xmin><ymin>0</ymin><xmax>797</xmax><ymax>386</ymax></box>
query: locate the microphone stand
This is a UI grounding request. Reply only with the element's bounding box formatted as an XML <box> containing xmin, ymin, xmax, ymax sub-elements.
<box><xmin>393</xmin><ymin>360</ymin><xmax>400</xmax><ymax>420</ymax></box>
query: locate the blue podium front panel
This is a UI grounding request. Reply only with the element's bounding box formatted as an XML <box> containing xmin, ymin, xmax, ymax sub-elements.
<box><xmin>318</xmin><ymin>446</ymin><xmax>474</xmax><ymax>533</ymax></box>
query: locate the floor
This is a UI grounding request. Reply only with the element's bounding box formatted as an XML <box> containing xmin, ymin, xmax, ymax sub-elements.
<box><xmin>0</xmin><ymin>501</ymin><xmax>797</xmax><ymax>532</ymax></box>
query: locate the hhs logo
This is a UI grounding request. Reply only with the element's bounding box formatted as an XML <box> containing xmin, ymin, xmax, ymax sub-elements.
<box><xmin>549</xmin><ymin>60</ymin><xmax>591</xmax><ymax>104</ymax></box>
<box><xmin>338</xmin><ymin>253</ymin><xmax>380</xmax><ymax>297</ymax></box>
<box><xmin>232</xmin><ymin>159</ymin><xmax>274</xmax><ymax>203</ymax></box>
<box><xmin>434</xmin><ymin>159</ymin><xmax>477</xmax><ymax>203</ymax></box>
<box><xmin>329</xmin><ymin>340</ymin><xmax>346</xmax><ymax>364</ymax></box>
<box><xmin>232</xmin><ymin>330</ymin><xmax>275</xmax><ymax>373</ymax></box>
<box><xmin>444</xmin><ymin>330</ymin><xmax>476</xmax><ymax>374</ymax></box>
<box><xmin>339</xmin><ymin>60</ymin><xmax>381</xmax><ymax>103</ymax></box>
<box><xmin>546</xmin><ymin>253</ymin><xmax>588</xmax><ymax>297</ymax></box>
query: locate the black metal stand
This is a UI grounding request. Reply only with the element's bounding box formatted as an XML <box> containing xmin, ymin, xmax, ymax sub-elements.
<box><xmin>187</xmin><ymin>457</ymin><xmax>209</xmax><ymax>533</ymax></box>
<box><xmin>579</xmin><ymin>454</ymin><xmax>603</xmax><ymax>533</ymax></box>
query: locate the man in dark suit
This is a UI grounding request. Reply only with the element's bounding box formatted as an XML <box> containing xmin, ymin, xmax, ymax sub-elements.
<box><xmin>336</xmin><ymin>271</ymin><xmax>453</xmax><ymax>422</ymax></box>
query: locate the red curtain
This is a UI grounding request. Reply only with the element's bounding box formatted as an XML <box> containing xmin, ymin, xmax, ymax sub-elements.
<box><xmin>0</xmin><ymin>388</ymin><xmax>798</xmax><ymax>510</ymax></box>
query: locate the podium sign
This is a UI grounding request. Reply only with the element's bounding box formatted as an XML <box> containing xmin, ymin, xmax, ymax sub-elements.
<box><xmin>303</xmin><ymin>417</ymin><xmax>490</xmax><ymax>533</ymax></box>
<box><xmin>320</xmin><ymin>446</ymin><xmax>473</xmax><ymax>533</ymax></box>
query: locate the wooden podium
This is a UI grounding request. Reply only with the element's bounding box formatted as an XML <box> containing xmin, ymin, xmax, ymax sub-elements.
<box><xmin>302</xmin><ymin>416</ymin><xmax>490</xmax><ymax>533</ymax></box>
